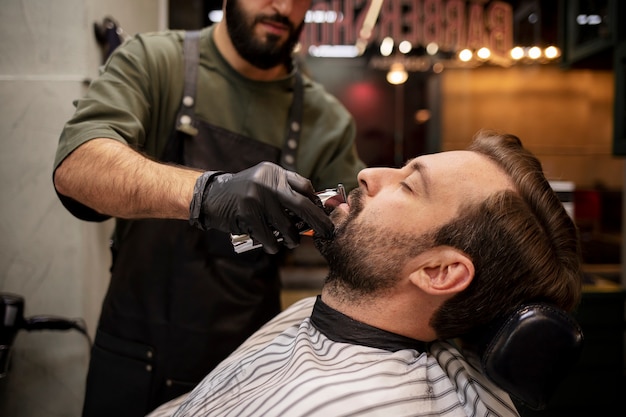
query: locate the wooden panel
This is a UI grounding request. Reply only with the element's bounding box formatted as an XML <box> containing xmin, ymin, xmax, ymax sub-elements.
<box><xmin>440</xmin><ymin>65</ymin><xmax>622</xmax><ymax>189</ymax></box>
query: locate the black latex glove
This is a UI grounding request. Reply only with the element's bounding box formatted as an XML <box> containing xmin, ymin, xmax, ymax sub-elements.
<box><xmin>189</xmin><ymin>162</ymin><xmax>334</xmax><ymax>254</ymax></box>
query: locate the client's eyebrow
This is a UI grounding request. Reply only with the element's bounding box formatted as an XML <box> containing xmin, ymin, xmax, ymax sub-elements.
<box><xmin>408</xmin><ymin>159</ymin><xmax>431</xmax><ymax>197</ymax></box>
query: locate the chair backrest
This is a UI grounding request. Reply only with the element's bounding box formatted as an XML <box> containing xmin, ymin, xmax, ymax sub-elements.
<box><xmin>464</xmin><ymin>303</ymin><xmax>584</xmax><ymax>411</ymax></box>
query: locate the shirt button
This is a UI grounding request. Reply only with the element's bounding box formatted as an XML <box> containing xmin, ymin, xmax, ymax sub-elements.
<box><xmin>180</xmin><ymin>115</ymin><xmax>191</xmax><ymax>125</ymax></box>
<box><xmin>183</xmin><ymin>95</ymin><xmax>194</xmax><ymax>107</ymax></box>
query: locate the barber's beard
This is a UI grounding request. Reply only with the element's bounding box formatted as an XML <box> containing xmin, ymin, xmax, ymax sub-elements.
<box><xmin>315</xmin><ymin>189</ymin><xmax>430</xmax><ymax>298</ymax></box>
<box><xmin>225</xmin><ymin>0</ymin><xmax>304</xmax><ymax>70</ymax></box>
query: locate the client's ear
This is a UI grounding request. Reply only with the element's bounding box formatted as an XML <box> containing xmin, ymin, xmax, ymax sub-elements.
<box><xmin>407</xmin><ymin>247</ymin><xmax>474</xmax><ymax>295</ymax></box>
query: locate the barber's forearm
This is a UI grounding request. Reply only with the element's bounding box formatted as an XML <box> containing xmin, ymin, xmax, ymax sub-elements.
<box><xmin>54</xmin><ymin>138</ymin><xmax>202</xmax><ymax>220</ymax></box>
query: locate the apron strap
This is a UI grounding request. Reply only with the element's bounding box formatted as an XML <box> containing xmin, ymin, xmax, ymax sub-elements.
<box><xmin>175</xmin><ymin>30</ymin><xmax>201</xmax><ymax>137</ymax></box>
<box><xmin>163</xmin><ymin>29</ymin><xmax>303</xmax><ymax>170</ymax></box>
<box><xmin>280</xmin><ymin>71</ymin><xmax>303</xmax><ymax>171</ymax></box>
<box><xmin>160</xmin><ymin>30</ymin><xmax>201</xmax><ymax>162</ymax></box>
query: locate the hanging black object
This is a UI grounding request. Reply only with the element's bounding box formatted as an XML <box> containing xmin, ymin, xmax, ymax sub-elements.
<box><xmin>94</xmin><ymin>16</ymin><xmax>125</xmax><ymax>64</ymax></box>
<box><xmin>0</xmin><ymin>293</ymin><xmax>89</xmax><ymax>379</ymax></box>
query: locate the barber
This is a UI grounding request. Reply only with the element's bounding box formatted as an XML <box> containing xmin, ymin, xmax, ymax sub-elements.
<box><xmin>52</xmin><ymin>0</ymin><xmax>364</xmax><ymax>416</ymax></box>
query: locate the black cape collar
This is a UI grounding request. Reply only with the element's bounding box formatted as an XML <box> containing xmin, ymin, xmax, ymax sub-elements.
<box><xmin>310</xmin><ymin>296</ymin><xmax>427</xmax><ymax>353</ymax></box>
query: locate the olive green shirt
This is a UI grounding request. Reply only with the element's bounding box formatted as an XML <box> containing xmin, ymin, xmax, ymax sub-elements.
<box><xmin>55</xmin><ymin>26</ymin><xmax>364</xmax><ymax>220</ymax></box>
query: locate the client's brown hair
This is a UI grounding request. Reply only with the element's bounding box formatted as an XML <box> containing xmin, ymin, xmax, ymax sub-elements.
<box><xmin>429</xmin><ymin>130</ymin><xmax>583</xmax><ymax>340</ymax></box>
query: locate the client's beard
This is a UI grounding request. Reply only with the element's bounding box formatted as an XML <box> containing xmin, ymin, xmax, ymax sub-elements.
<box><xmin>314</xmin><ymin>189</ymin><xmax>431</xmax><ymax>299</ymax></box>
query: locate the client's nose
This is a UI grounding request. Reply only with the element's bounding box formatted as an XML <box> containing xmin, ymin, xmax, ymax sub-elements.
<box><xmin>357</xmin><ymin>166</ymin><xmax>396</xmax><ymax>196</ymax></box>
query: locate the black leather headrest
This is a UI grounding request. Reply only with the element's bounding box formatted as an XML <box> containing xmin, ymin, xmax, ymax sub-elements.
<box><xmin>465</xmin><ymin>303</ymin><xmax>584</xmax><ymax>410</ymax></box>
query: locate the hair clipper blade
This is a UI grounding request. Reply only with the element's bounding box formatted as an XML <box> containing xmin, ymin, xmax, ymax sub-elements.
<box><xmin>231</xmin><ymin>184</ymin><xmax>346</xmax><ymax>253</ymax></box>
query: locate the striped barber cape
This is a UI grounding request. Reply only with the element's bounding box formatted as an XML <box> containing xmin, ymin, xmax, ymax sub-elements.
<box><xmin>148</xmin><ymin>296</ymin><xmax>519</xmax><ymax>417</ymax></box>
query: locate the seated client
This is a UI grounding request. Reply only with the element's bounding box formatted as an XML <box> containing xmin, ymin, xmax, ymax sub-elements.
<box><xmin>148</xmin><ymin>131</ymin><xmax>583</xmax><ymax>417</ymax></box>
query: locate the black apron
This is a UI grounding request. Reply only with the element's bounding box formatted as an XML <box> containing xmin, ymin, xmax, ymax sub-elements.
<box><xmin>82</xmin><ymin>31</ymin><xmax>304</xmax><ymax>417</ymax></box>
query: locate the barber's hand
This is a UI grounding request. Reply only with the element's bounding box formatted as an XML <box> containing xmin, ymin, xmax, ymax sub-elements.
<box><xmin>189</xmin><ymin>162</ymin><xmax>334</xmax><ymax>254</ymax></box>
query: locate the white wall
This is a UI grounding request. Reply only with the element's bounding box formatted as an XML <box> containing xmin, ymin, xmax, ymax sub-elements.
<box><xmin>0</xmin><ymin>1</ymin><xmax>164</xmax><ymax>415</ymax></box>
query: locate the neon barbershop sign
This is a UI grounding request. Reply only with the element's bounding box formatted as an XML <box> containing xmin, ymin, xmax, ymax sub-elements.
<box><xmin>301</xmin><ymin>0</ymin><xmax>513</xmax><ymax>58</ymax></box>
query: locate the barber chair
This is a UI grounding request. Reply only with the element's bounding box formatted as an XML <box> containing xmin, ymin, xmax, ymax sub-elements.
<box><xmin>465</xmin><ymin>303</ymin><xmax>584</xmax><ymax>412</ymax></box>
<box><xmin>0</xmin><ymin>292</ymin><xmax>90</xmax><ymax>379</ymax></box>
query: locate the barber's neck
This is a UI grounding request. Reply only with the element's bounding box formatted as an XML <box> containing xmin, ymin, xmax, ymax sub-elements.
<box><xmin>213</xmin><ymin>22</ymin><xmax>289</xmax><ymax>81</ymax></box>
<box><xmin>320</xmin><ymin>281</ymin><xmax>438</xmax><ymax>342</ymax></box>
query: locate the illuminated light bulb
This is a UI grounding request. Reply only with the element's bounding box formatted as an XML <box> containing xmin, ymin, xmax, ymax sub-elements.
<box><xmin>399</xmin><ymin>40</ymin><xmax>412</xmax><ymax>54</ymax></box>
<box><xmin>308</xmin><ymin>45</ymin><xmax>359</xmax><ymax>58</ymax></box>
<box><xmin>386</xmin><ymin>63</ymin><xmax>408</xmax><ymax>85</ymax></box>
<box><xmin>208</xmin><ymin>10</ymin><xmax>223</xmax><ymax>22</ymax></box>
<box><xmin>308</xmin><ymin>10</ymin><xmax>325</xmax><ymax>23</ymax></box>
<box><xmin>459</xmin><ymin>49</ymin><xmax>473</xmax><ymax>62</ymax></box>
<box><xmin>477</xmin><ymin>47</ymin><xmax>491</xmax><ymax>60</ymax></box>
<box><xmin>544</xmin><ymin>46</ymin><xmax>560</xmax><ymax>59</ymax></box>
<box><xmin>325</xmin><ymin>11</ymin><xmax>339</xmax><ymax>24</ymax></box>
<box><xmin>426</xmin><ymin>42</ymin><xmax>439</xmax><ymax>55</ymax></box>
<box><xmin>510</xmin><ymin>46</ymin><xmax>525</xmax><ymax>60</ymax></box>
<box><xmin>528</xmin><ymin>46</ymin><xmax>542</xmax><ymax>59</ymax></box>
<box><xmin>380</xmin><ymin>37</ymin><xmax>394</xmax><ymax>56</ymax></box>
<box><xmin>415</xmin><ymin>109</ymin><xmax>431</xmax><ymax>124</ymax></box>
